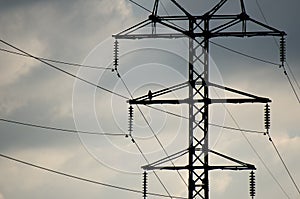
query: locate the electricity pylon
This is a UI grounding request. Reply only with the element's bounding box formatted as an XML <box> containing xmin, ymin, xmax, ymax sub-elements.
<box><xmin>113</xmin><ymin>1</ymin><xmax>286</xmax><ymax>198</ymax></box>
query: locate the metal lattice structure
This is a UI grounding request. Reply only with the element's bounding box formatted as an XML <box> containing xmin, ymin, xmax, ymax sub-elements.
<box><xmin>113</xmin><ymin>1</ymin><xmax>286</xmax><ymax>198</ymax></box>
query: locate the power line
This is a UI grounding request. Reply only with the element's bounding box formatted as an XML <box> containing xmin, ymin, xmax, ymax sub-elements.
<box><xmin>211</xmin><ymin>40</ymin><xmax>300</xmax><ymax>104</ymax></box>
<box><xmin>115</xmin><ymin>69</ymin><xmax>188</xmax><ymax>187</ymax></box>
<box><xmin>206</xmin><ymin>83</ymin><xmax>292</xmax><ymax>198</ymax></box>
<box><xmin>255</xmin><ymin>0</ymin><xmax>300</xmax><ymax>103</ymax></box>
<box><xmin>286</xmin><ymin>62</ymin><xmax>300</xmax><ymax>92</ymax></box>
<box><xmin>0</xmin><ymin>47</ymin><xmax>111</xmax><ymax>70</ymax></box>
<box><xmin>266</xmin><ymin>133</ymin><xmax>300</xmax><ymax>196</ymax></box>
<box><xmin>210</xmin><ymin>41</ymin><xmax>281</xmax><ymax>67</ymax></box>
<box><xmin>209</xmin><ymin>122</ymin><xmax>265</xmax><ymax>134</ymax></box>
<box><xmin>0</xmin><ymin>117</ymin><xmax>173</xmax><ymax>196</ymax></box>
<box><xmin>0</xmin><ymin>152</ymin><xmax>186</xmax><ymax>199</ymax></box>
<box><xmin>132</xmin><ymin>139</ymin><xmax>174</xmax><ymax>198</ymax></box>
<box><xmin>128</xmin><ymin>0</ymin><xmax>152</xmax><ymax>13</ymax></box>
<box><xmin>0</xmin><ymin>118</ymin><xmax>127</xmax><ymax>137</ymax></box>
<box><xmin>115</xmin><ymin>1</ymin><xmax>294</xmax><ymax>197</ymax></box>
<box><xmin>254</xmin><ymin>2</ymin><xmax>300</xmax><ymax>194</ymax></box>
<box><xmin>147</xmin><ymin>105</ymin><xmax>265</xmax><ymax>134</ymax></box>
<box><xmin>135</xmin><ymin>103</ymin><xmax>188</xmax><ymax>186</ymax></box>
<box><xmin>284</xmin><ymin>70</ymin><xmax>300</xmax><ymax>103</ymax></box>
<box><xmin>0</xmin><ymin>39</ymin><xmax>128</xmax><ymax>100</ymax></box>
<box><xmin>224</xmin><ymin>106</ymin><xmax>292</xmax><ymax>199</ymax></box>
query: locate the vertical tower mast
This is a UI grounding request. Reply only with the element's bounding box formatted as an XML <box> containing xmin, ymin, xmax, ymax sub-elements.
<box><xmin>188</xmin><ymin>17</ymin><xmax>210</xmax><ymax>198</ymax></box>
<box><xmin>113</xmin><ymin>1</ymin><xmax>286</xmax><ymax>198</ymax></box>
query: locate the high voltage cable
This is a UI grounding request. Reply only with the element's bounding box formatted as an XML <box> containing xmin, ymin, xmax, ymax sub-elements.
<box><xmin>128</xmin><ymin>0</ymin><xmax>152</xmax><ymax>13</ymax></box>
<box><xmin>256</xmin><ymin>0</ymin><xmax>300</xmax><ymax>92</ymax></box>
<box><xmin>266</xmin><ymin>133</ymin><xmax>300</xmax><ymax>196</ymax></box>
<box><xmin>255</xmin><ymin>0</ymin><xmax>300</xmax><ymax>103</ymax></box>
<box><xmin>209</xmin><ymin>85</ymin><xmax>292</xmax><ymax>198</ymax></box>
<box><xmin>286</xmin><ymin>63</ymin><xmax>300</xmax><ymax>92</ymax></box>
<box><xmin>255</xmin><ymin>0</ymin><xmax>300</xmax><ymax>195</ymax></box>
<box><xmin>132</xmin><ymin>140</ymin><xmax>174</xmax><ymax>198</ymax></box>
<box><xmin>150</xmin><ymin>0</ymin><xmax>267</xmax><ymax>137</ymax></box>
<box><xmin>0</xmin><ymin>39</ymin><xmax>128</xmax><ymax>100</ymax></box>
<box><xmin>0</xmin><ymin>118</ymin><xmax>127</xmax><ymax>137</ymax></box>
<box><xmin>210</xmin><ymin>41</ymin><xmax>281</xmax><ymax>67</ymax></box>
<box><xmin>118</xmin><ymin>1</ymin><xmax>290</xmax><ymax>197</ymax></box>
<box><xmin>119</xmin><ymin>1</ymin><xmax>293</xmax><ymax>198</ymax></box>
<box><xmin>115</xmin><ymin>69</ymin><xmax>188</xmax><ymax>190</ymax></box>
<box><xmin>147</xmin><ymin>106</ymin><xmax>265</xmax><ymax>134</ymax></box>
<box><xmin>116</xmin><ymin>66</ymin><xmax>174</xmax><ymax>196</ymax></box>
<box><xmin>0</xmin><ymin>117</ymin><xmax>171</xmax><ymax>193</ymax></box>
<box><xmin>0</xmin><ymin>152</ymin><xmax>186</xmax><ymax>199</ymax></box>
<box><xmin>1</xmin><ymin>37</ymin><xmax>286</xmax><ymax>97</ymax></box>
<box><xmin>224</xmin><ymin>106</ymin><xmax>292</xmax><ymax>199</ymax></box>
<box><xmin>0</xmin><ymin>37</ymin><xmax>265</xmax><ymax>137</ymax></box>
<box><xmin>135</xmin><ymin>103</ymin><xmax>188</xmax><ymax>187</ymax></box>
<box><xmin>284</xmin><ymin>72</ymin><xmax>300</xmax><ymax>103</ymax></box>
<box><xmin>0</xmin><ymin>47</ymin><xmax>111</xmax><ymax>70</ymax></box>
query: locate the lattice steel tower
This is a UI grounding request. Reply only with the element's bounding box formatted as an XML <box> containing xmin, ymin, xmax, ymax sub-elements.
<box><xmin>113</xmin><ymin>1</ymin><xmax>286</xmax><ymax>198</ymax></box>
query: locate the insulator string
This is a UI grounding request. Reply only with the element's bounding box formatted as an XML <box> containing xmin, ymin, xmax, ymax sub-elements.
<box><xmin>128</xmin><ymin>105</ymin><xmax>134</xmax><ymax>138</ymax></box>
<box><xmin>113</xmin><ymin>39</ymin><xmax>119</xmax><ymax>72</ymax></box>
<box><xmin>143</xmin><ymin>171</ymin><xmax>148</xmax><ymax>199</ymax></box>
<box><xmin>264</xmin><ymin>103</ymin><xmax>270</xmax><ymax>135</ymax></box>
<box><xmin>249</xmin><ymin>170</ymin><xmax>256</xmax><ymax>198</ymax></box>
<box><xmin>280</xmin><ymin>36</ymin><xmax>286</xmax><ymax>67</ymax></box>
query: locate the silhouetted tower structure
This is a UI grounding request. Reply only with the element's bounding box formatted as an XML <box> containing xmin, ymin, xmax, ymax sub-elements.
<box><xmin>113</xmin><ymin>1</ymin><xmax>286</xmax><ymax>198</ymax></box>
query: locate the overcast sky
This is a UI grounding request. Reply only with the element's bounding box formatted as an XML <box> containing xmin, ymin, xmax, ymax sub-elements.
<box><xmin>0</xmin><ymin>0</ymin><xmax>299</xmax><ymax>199</ymax></box>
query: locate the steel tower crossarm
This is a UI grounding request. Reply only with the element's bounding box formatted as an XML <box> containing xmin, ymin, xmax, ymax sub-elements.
<box><xmin>113</xmin><ymin>1</ymin><xmax>286</xmax><ymax>198</ymax></box>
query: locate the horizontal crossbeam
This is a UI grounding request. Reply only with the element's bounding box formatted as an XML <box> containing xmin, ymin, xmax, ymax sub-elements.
<box><xmin>143</xmin><ymin>165</ymin><xmax>255</xmax><ymax>171</ymax></box>
<box><xmin>129</xmin><ymin>98</ymin><xmax>270</xmax><ymax>105</ymax></box>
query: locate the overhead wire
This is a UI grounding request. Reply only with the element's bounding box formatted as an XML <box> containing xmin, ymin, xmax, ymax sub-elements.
<box><xmin>0</xmin><ymin>152</ymin><xmax>186</xmax><ymax>199</ymax></box>
<box><xmin>284</xmin><ymin>71</ymin><xmax>300</xmax><ymax>103</ymax></box>
<box><xmin>159</xmin><ymin>0</ymin><xmax>187</xmax><ymax>32</ymax></box>
<box><xmin>155</xmin><ymin>0</ymin><xmax>266</xmax><ymax>136</ymax></box>
<box><xmin>211</xmin><ymin>39</ymin><xmax>300</xmax><ymax>104</ymax></box>
<box><xmin>115</xmin><ymin>67</ymin><xmax>188</xmax><ymax>194</ymax></box>
<box><xmin>286</xmin><ymin>63</ymin><xmax>300</xmax><ymax>92</ymax></box>
<box><xmin>147</xmin><ymin>105</ymin><xmax>265</xmax><ymax>134</ymax></box>
<box><xmin>208</xmin><ymin>80</ymin><xmax>292</xmax><ymax>198</ymax></box>
<box><xmin>0</xmin><ymin>39</ymin><xmax>128</xmax><ymax>100</ymax></box>
<box><xmin>255</xmin><ymin>0</ymin><xmax>300</xmax><ymax>92</ymax></box>
<box><xmin>0</xmin><ymin>1</ymin><xmax>293</xmax><ymax>197</ymax></box>
<box><xmin>210</xmin><ymin>41</ymin><xmax>281</xmax><ymax>67</ymax></box>
<box><xmin>266</xmin><ymin>133</ymin><xmax>300</xmax><ymax>195</ymax></box>
<box><xmin>123</xmin><ymin>3</ymin><xmax>281</xmax><ymax>194</ymax></box>
<box><xmin>0</xmin><ymin>118</ymin><xmax>127</xmax><ymax>137</ymax></box>
<box><xmin>224</xmin><ymin>106</ymin><xmax>292</xmax><ymax>199</ymax></box>
<box><xmin>128</xmin><ymin>0</ymin><xmax>152</xmax><ymax>13</ymax></box>
<box><xmin>123</xmin><ymin>0</ymin><xmax>296</xmax><ymax>197</ymax></box>
<box><xmin>116</xmin><ymin>1</ymin><xmax>292</xmax><ymax>197</ymax></box>
<box><xmin>0</xmin><ymin>35</ymin><xmax>175</xmax><ymax>197</ymax></box>
<box><xmin>0</xmin><ymin>47</ymin><xmax>111</xmax><ymax>70</ymax></box>
<box><xmin>255</xmin><ymin>0</ymin><xmax>300</xmax><ymax>195</ymax></box>
<box><xmin>132</xmin><ymin>139</ymin><xmax>174</xmax><ymax>198</ymax></box>
<box><xmin>1</xmin><ymin>23</ymin><xmax>176</xmax><ymax>199</ymax></box>
<box><xmin>112</xmin><ymin>39</ymin><xmax>175</xmax><ymax>197</ymax></box>
<box><xmin>0</xmin><ymin>38</ymin><xmax>291</xmax><ymax>128</ymax></box>
<box><xmin>255</xmin><ymin>0</ymin><xmax>300</xmax><ymax>103</ymax></box>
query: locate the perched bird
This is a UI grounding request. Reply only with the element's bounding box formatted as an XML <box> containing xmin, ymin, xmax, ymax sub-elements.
<box><xmin>148</xmin><ymin>90</ymin><xmax>153</xmax><ymax>100</ymax></box>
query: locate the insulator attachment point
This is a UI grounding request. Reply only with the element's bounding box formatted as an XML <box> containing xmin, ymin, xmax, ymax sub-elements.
<box><xmin>131</xmin><ymin>138</ymin><xmax>135</xmax><ymax>143</ymax></box>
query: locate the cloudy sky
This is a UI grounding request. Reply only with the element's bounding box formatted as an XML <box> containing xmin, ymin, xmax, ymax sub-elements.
<box><xmin>0</xmin><ymin>0</ymin><xmax>299</xmax><ymax>199</ymax></box>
